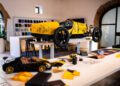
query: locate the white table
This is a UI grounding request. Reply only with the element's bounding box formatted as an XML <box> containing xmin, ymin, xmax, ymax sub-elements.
<box><xmin>3</xmin><ymin>51</ymin><xmax>120</xmax><ymax>86</ymax></box>
<box><xmin>10</xmin><ymin>36</ymin><xmax>34</xmax><ymax>57</ymax></box>
<box><xmin>10</xmin><ymin>36</ymin><xmax>97</xmax><ymax>57</ymax></box>
<box><xmin>31</xmin><ymin>41</ymin><xmax>54</xmax><ymax>58</ymax></box>
<box><xmin>69</xmin><ymin>37</ymin><xmax>98</xmax><ymax>54</ymax></box>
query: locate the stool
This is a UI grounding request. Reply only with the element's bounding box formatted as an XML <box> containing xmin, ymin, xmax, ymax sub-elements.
<box><xmin>25</xmin><ymin>38</ymin><xmax>36</xmax><ymax>57</ymax></box>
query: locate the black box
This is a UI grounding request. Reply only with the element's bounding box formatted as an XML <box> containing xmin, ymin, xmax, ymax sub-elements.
<box><xmin>25</xmin><ymin>72</ymin><xmax>52</xmax><ymax>86</ymax></box>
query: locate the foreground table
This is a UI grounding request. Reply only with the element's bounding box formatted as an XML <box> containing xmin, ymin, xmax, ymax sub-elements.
<box><xmin>4</xmin><ymin>52</ymin><xmax>120</xmax><ymax>86</ymax></box>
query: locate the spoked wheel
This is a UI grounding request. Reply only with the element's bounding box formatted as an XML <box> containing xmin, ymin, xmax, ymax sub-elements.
<box><xmin>5</xmin><ymin>66</ymin><xmax>14</xmax><ymax>74</ymax></box>
<box><xmin>38</xmin><ymin>65</ymin><xmax>46</xmax><ymax>72</ymax></box>
<box><xmin>53</xmin><ymin>27</ymin><xmax>70</xmax><ymax>48</ymax></box>
<box><xmin>92</xmin><ymin>27</ymin><xmax>102</xmax><ymax>42</ymax></box>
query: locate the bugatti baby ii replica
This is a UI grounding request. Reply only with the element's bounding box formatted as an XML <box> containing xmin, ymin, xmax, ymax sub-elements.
<box><xmin>30</xmin><ymin>19</ymin><xmax>102</xmax><ymax>48</ymax></box>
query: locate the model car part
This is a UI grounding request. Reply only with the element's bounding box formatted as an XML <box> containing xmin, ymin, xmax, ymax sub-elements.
<box><xmin>67</xmin><ymin>69</ymin><xmax>80</xmax><ymax>76</ymax></box>
<box><xmin>52</xmin><ymin>68</ymin><xmax>64</xmax><ymax>73</ymax></box>
<box><xmin>25</xmin><ymin>72</ymin><xmax>52</xmax><ymax>86</ymax></box>
<box><xmin>11</xmin><ymin>72</ymin><xmax>33</xmax><ymax>82</ymax></box>
<box><xmin>70</xmin><ymin>54</ymin><xmax>77</xmax><ymax>65</ymax></box>
<box><xmin>51</xmin><ymin>60</ymin><xmax>65</xmax><ymax>67</ymax></box>
<box><xmin>46</xmin><ymin>80</ymin><xmax>65</xmax><ymax>86</ymax></box>
<box><xmin>62</xmin><ymin>71</ymin><xmax>74</xmax><ymax>80</ymax></box>
<box><xmin>62</xmin><ymin>70</ymin><xmax>80</xmax><ymax>80</ymax></box>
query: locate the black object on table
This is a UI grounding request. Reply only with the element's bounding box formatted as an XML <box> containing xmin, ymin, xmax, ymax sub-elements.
<box><xmin>46</xmin><ymin>80</ymin><xmax>65</xmax><ymax>86</ymax></box>
<box><xmin>88</xmin><ymin>55</ymin><xmax>98</xmax><ymax>59</ymax></box>
<box><xmin>79</xmin><ymin>51</ymin><xmax>88</xmax><ymax>56</ymax></box>
<box><xmin>79</xmin><ymin>58</ymin><xmax>83</xmax><ymax>61</ymax></box>
<box><xmin>112</xmin><ymin>44</ymin><xmax>120</xmax><ymax>48</ymax></box>
<box><xmin>25</xmin><ymin>72</ymin><xmax>52</xmax><ymax>86</ymax></box>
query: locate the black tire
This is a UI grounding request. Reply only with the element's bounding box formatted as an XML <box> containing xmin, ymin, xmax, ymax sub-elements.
<box><xmin>5</xmin><ymin>66</ymin><xmax>14</xmax><ymax>74</ymax></box>
<box><xmin>38</xmin><ymin>65</ymin><xmax>46</xmax><ymax>72</ymax></box>
<box><xmin>92</xmin><ymin>27</ymin><xmax>102</xmax><ymax>42</ymax></box>
<box><xmin>53</xmin><ymin>27</ymin><xmax>70</xmax><ymax>48</ymax></box>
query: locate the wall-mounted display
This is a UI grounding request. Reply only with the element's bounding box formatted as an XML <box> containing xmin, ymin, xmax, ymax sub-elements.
<box><xmin>13</xmin><ymin>17</ymin><xmax>55</xmax><ymax>36</ymax></box>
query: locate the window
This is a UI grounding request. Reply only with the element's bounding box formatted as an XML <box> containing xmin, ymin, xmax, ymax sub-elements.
<box><xmin>0</xmin><ymin>12</ymin><xmax>4</xmax><ymax>38</ymax></box>
<box><xmin>35</xmin><ymin>5</ymin><xmax>43</xmax><ymax>14</ymax></box>
<box><xmin>100</xmin><ymin>7</ymin><xmax>120</xmax><ymax>47</ymax></box>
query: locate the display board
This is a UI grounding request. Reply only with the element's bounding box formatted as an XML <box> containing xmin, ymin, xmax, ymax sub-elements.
<box><xmin>13</xmin><ymin>17</ymin><xmax>55</xmax><ymax>36</ymax></box>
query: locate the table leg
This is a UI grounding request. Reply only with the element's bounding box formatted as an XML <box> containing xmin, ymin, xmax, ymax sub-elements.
<box><xmin>89</xmin><ymin>41</ymin><xmax>91</xmax><ymax>53</ymax></box>
<box><xmin>50</xmin><ymin>43</ymin><xmax>54</xmax><ymax>59</ymax></box>
<box><xmin>39</xmin><ymin>45</ymin><xmax>42</xmax><ymax>58</ymax></box>
<box><xmin>77</xmin><ymin>42</ymin><xmax>80</xmax><ymax>54</ymax></box>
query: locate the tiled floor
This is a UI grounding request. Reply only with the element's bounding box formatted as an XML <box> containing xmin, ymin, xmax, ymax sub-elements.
<box><xmin>91</xmin><ymin>71</ymin><xmax>120</xmax><ymax>86</ymax></box>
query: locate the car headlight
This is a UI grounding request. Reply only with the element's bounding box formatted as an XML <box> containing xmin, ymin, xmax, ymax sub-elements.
<box><xmin>46</xmin><ymin>63</ymin><xmax>51</xmax><ymax>68</ymax></box>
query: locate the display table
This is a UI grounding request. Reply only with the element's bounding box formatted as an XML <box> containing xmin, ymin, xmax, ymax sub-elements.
<box><xmin>69</xmin><ymin>37</ymin><xmax>98</xmax><ymax>54</ymax></box>
<box><xmin>10</xmin><ymin>36</ymin><xmax>97</xmax><ymax>57</ymax></box>
<box><xmin>3</xmin><ymin>51</ymin><xmax>120</xmax><ymax>86</ymax></box>
<box><xmin>10</xmin><ymin>36</ymin><xmax>34</xmax><ymax>57</ymax></box>
<box><xmin>31</xmin><ymin>41</ymin><xmax>54</xmax><ymax>58</ymax></box>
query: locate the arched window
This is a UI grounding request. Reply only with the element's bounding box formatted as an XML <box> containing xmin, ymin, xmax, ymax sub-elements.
<box><xmin>100</xmin><ymin>7</ymin><xmax>120</xmax><ymax>47</ymax></box>
<box><xmin>0</xmin><ymin>12</ymin><xmax>4</xmax><ymax>38</ymax></box>
<box><xmin>94</xmin><ymin>0</ymin><xmax>120</xmax><ymax>48</ymax></box>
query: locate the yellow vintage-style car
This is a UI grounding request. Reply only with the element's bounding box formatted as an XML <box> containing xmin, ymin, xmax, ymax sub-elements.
<box><xmin>30</xmin><ymin>20</ymin><xmax>101</xmax><ymax>48</ymax></box>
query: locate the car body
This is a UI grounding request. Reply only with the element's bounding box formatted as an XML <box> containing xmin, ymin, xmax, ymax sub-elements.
<box><xmin>30</xmin><ymin>20</ymin><xmax>87</xmax><ymax>37</ymax></box>
<box><xmin>30</xmin><ymin>20</ymin><xmax>88</xmax><ymax>48</ymax></box>
<box><xmin>2</xmin><ymin>57</ymin><xmax>65</xmax><ymax>74</ymax></box>
<box><xmin>2</xmin><ymin>57</ymin><xmax>52</xmax><ymax>74</ymax></box>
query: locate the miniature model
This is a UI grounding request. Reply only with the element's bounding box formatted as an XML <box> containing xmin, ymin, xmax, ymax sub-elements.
<box><xmin>30</xmin><ymin>20</ymin><xmax>102</xmax><ymax>48</ymax></box>
<box><xmin>2</xmin><ymin>57</ymin><xmax>52</xmax><ymax>74</ymax></box>
<box><xmin>51</xmin><ymin>60</ymin><xmax>65</xmax><ymax>67</ymax></box>
<box><xmin>69</xmin><ymin>54</ymin><xmax>77</xmax><ymax>65</ymax></box>
<box><xmin>62</xmin><ymin>69</ymin><xmax>80</xmax><ymax>80</ymax></box>
<box><xmin>2</xmin><ymin>57</ymin><xmax>65</xmax><ymax>74</ymax></box>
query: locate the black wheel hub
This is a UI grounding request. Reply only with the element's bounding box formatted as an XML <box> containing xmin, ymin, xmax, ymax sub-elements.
<box><xmin>53</xmin><ymin>27</ymin><xmax>69</xmax><ymax>48</ymax></box>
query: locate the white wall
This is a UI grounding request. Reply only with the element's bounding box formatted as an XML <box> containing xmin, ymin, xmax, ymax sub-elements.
<box><xmin>0</xmin><ymin>0</ymin><xmax>110</xmax><ymax>22</ymax></box>
<box><xmin>0</xmin><ymin>0</ymin><xmax>110</xmax><ymax>40</ymax></box>
<box><xmin>0</xmin><ymin>0</ymin><xmax>62</xmax><ymax>40</ymax></box>
<box><xmin>0</xmin><ymin>0</ymin><xmax>62</xmax><ymax>19</ymax></box>
<box><xmin>60</xmin><ymin>0</ymin><xmax>110</xmax><ymax>26</ymax></box>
